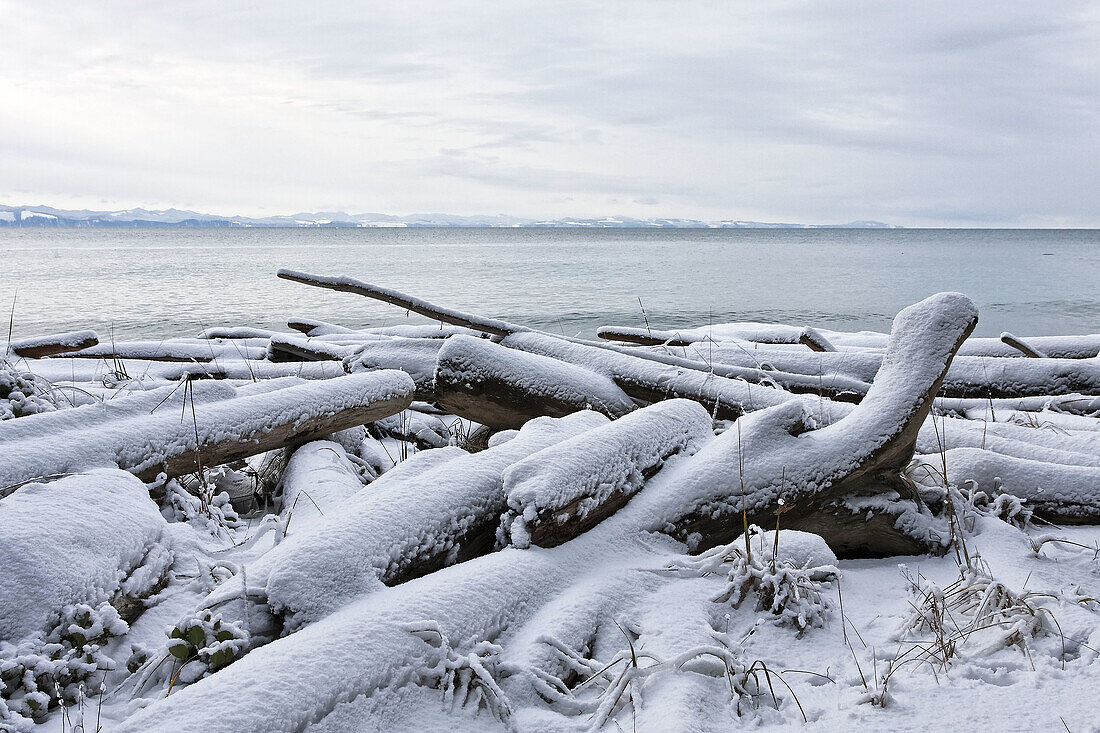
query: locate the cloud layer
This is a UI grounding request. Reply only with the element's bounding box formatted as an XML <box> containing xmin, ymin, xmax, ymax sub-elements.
<box><xmin>1</xmin><ymin>1</ymin><xmax>1096</xmax><ymax>225</ymax></box>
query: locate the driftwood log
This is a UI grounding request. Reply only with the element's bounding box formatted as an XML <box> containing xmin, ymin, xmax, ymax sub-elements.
<box><xmin>7</xmin><ymin>330</ymin><xmax>99</xmax><ymax>359</ymax></box>
<box><xmin>0</xmin><ymin>371</ymin><xmax>415</xmax><ymax>494</ymax></box>
<box><xmin>641</xmin><ymin>292</ymin><xmax>978</xmax><ymax>556</ymax></box>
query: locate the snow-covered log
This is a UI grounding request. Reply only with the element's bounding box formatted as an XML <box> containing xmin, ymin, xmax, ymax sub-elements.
<box><xmin>598</xmin><ymin>322</ymin><xmax>1100</xmax><ymax>359</ymax></box>
<box><xmin>633</xmin><ymin>292</ymin><xmax>979</xmax><ymax>556</ymax></box>
<box><xmin>0</xmin><ymin>381</ymin><xmax>238</xmax><ymax>443</ymax></box>
<box><xmin>344</xmin><ymin>337</ymin><xmax>444</xmax><ymax>400</ymax></box>
<box><xmin>277</xmin><ymin>441</ymin><xmax>365</xmax><ymax>538</ymax></box>
<box><xmin>37</xmin><ymin>339</ymin><xmax>269</xmax><ymax>362</ymax></box>
<box><xmin>266</xmin><ymin>335</ymin><xmax>355</xmax><ymax>362</ymax></box>
<box><xmin>501</xmin><ymin>399</ymin><xmax>714</xmax><ymax>548</ymax></box>
<box><xmin>203</xmin><ymin>411</ymin><xmax>609</xmax><ymax>631</ymax></box>
<box><xmin>587</xmin><ymin>339</ymin><xmax>870</xmax><ymax>401</ymax></box>
<box><xmin>287</xmin><ymin>317</ymin><xmax>355</xmax><ymax>335</ymax></box>
<box><xmin>912</xmin><ymin>448</ymin><xmax>1100</xmax><ymax>522</ymax></box>
<box><xmin>935</xmin><ymin>393</ymin><xmax>1100</xmax><ymax>419</ymax></box>
<box><xmin>6</xmin><ymin>330</ymin><xmax>99</xmax><ymax>359</ymax></box>
<box><xmin>20</xmin><ymin>357</ymin><xmax>345</xmax><ymax>386</ymax></box>
<box><xmin>1000</xmin><ymin>332</ymin><xmax>1047</xmax><ymax>358</ymax></box>
<box><xmin>0</xmin><ymin>371</ymin><xmax>415</xmax><ymax>493</ymax></box>
<box><xmin>915</xmin><ymin>416</ymin><xmax>1100</xmax><ymax>469</ymax></box>
<box><xmin>278</xmin><ymin>269</ymin><xmax>524</xmax><ymax>337</ymax></box>
<box><xmin>0</xmin><ymin>469</ymin><xmax>172</xmax><ymax>642</ymax></box>
<box><xmin>657</xmin><ymin>343</ymin><xmax>1100</xmax><ymax>399</ymax></box>
<box><xmin>434</xmin><ymin>335</ymin><xmax>636</xmax><ymax>429</ymax></box>
<box><xmin>501</xmin><ymin>331</ymin><xmax>796</xmax><ymax>420</ymax></box>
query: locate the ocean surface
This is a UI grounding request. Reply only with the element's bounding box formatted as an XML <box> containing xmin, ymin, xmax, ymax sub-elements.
<box><xmin>1</xmin><ymin>228</ymin><xmax>1097</xmax><ymax>341</ymax></box>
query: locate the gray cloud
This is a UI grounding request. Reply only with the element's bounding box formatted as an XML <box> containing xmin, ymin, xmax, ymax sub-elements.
<box><xmin>0</xmin><ymin>0</ymin><xmax>1095</xmax><ymax>225</ymax></box>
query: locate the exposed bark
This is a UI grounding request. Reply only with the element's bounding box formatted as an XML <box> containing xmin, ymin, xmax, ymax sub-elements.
<box><xmin>434</xmin><ymin>335</ymin><xmax>636</xmax><ymax>429</ymax></box>
<box><xmin>266</xmin><ymin>336</ymin><xmax>353</xmax><ymax>362</ymax></box>
<box><xmin>1000</xmin><ymin>332</ymin><xmax>1047</xmax><ymax>358</ymax></box>
<box><xmin>278</xmin><ymin>269</ymin><xmax>523</xmax><ymax>337</ymax></box>
<box><xmin>645</xmin><ymin>292</ymin><xmax>979</xmax><ymax>556</ymax></box>
<box><xmin>8</xmin><ymin>330</ymin><xmax>99</xmax><ymax>358</ymax></box>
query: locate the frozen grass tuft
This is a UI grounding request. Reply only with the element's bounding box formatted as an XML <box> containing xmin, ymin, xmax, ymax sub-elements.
<box><xmin>667</xmin><ymin>527</ymin><xmax>835</xmax><ymax>635</ymax></box>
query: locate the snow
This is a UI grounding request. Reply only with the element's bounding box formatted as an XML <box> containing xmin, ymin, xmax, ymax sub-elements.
<box><xmin>0</xmin><ymin>469</ymin><xmax>171</xmax><ymax>643</ymax></box>
<box><xmin>502</xmin><ymin>331</ymin><xmax>796</xmax><ymax>418</ymax></box>
<box><xmin>6</xmin><ymin>329</ymin><xmax>98</xmax><ymax>352</ymax></box>
<box><xmin>4</xmin><ymin>287</ymin><xmax>1099</xmax><ymax>733</ymax></box>
<box><xmin>345</xmin><ymin>336</ymin><xmax>444</xmax><ymax>396</ymax></box>
<box><xmin>201</xmin><ymin>410</ymin><xmax>611</xmax><ymax>632</ymax></box>
<box><xmin>0</xmin><ymin>370</ymin><xmax>414</xmax><ymax>489</ymax></box>
<box><xmin>502</xmin><ymin>399</ymin><xmax>713</xmax><ymax>548</ymax></box>
<box><xmin>437</xmin><ymin>335</ymin><xmax>637</xmax><ymax>420</ymax></box>
<box><xmin>600</xmin><ymin>322</ymin><xmax>1100</xmax><ymax>358</ymax></box>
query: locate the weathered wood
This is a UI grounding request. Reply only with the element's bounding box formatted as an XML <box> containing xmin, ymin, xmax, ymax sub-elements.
<box><xmin>267</xmin><ymin>336</ymin><xmax>353</xmax><ymax>362</ymax></box>
<box><xmin>1000</xmin><ymin>331</ymin><xmax>1046</xmax><ymax>358</ymax></box>
<box><xmin>643</xmin><ymin>292</ymin><xmax>979</xmax><ymax>556</ymax></box>
<box><xmin>278</xmin><ymin>269</ymin><xmax>522</xmax><ymax>337</ymax></box>
<box><xmin>434</xmin><ymin>335</ymin><xmax>635</xmax><ymax>429</ymax></box>
<box><xmin>8</xmin><ymin>330</ymin><xmax>99</xmax><ymax>358</ymax></box>
<box><xmin>501</xmin><ymin>331</ymin><xmax>800</xmax><ymax>420</ymax></box>
<box><xmin>650</xmin><ymin>343</ymin><xmax>1100</xmax><ymax>399</ymax></box>
<box><xmin>41</xmin><ymin>339</ymin><xmax>269</xmax><ymax>362</ymax></box>
<box><xmin>0</xmin><ymin>371</ymin><xmax>415</xmax><ymax>493</ymax></box>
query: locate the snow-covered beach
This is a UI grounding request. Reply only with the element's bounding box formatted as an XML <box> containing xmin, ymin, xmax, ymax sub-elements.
<box><xmin>2</xmin><ymin>272</ymin><xmax>1098</xmax><ymax>732</ymax></box>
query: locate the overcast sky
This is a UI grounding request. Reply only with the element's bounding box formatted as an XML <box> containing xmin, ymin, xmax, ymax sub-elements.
<box><xmin>1</xmin><ymin>1</ymin><xmax>1097</xmax><ymax>226</ymax></box>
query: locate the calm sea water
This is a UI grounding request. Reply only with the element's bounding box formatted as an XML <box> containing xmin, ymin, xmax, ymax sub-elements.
<box><xmin>1</xmin><ymin>228</ymin><xmax>1097</xmax><ymax>341</ymax></box>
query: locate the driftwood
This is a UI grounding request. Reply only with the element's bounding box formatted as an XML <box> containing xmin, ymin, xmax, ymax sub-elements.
<box><xmin>40</xmin><ymin>339</ymin><xmax>269</xmax><ymax>362</ymax></box>
<box><xmin>277</xmin><ymin>271</ymin><xmax>869</xmax><ymax>402</ymax></box>
<box><xmin>599</xmin><ymin>322</ymin><xmax>1100</xmax><ymax>359</ymax></box>
<box><xmin>912</xmin><ymin>448</ymin><xmax>1100</xmax><ymax>523</ymax></box>
<box><xmin>434</xmin><ymin>335</ymin><xmax>636</xmax><ymax>429</ymax></box>
<box><xmin>0</xmin><ymin>371</ymin><xmax>415</xmax><ymax>493</ymax></box>
<box><xmin>1000</xmin><ymin>332</ymin><xmax>1046</xmax><ymax>358</ymax></box>
<box><xmin>266</xmin><ymin>335</ymin><xmax>353</xmax><ymax>362</ymax></box>
<box><xmin>278</xmin><ymin>269</ymin><xmax>522</xmax><ymax>337</ymax></box>
<box><xmin>7</xmin><ymin>330</ymin><xmax>99</xmax><ymax>359</ymax></box>
<box><xmin>638</xmin><ymin>292</ymin><xmax>978</xmax><ymax>556</ymax></box>
<box><xmin>344</xmin><ymin>337</ymin><xmax>444</xmax><ymax>400</ymax></box>
<box><xmin>501</xmin><ymin>331</ymin><xmax>797</xmax><ymax>420</ymax></box>
<box><xmin>646</xmin><ymin>343</ymin><xmax>1100</xmax><ymax>400</ymax></box>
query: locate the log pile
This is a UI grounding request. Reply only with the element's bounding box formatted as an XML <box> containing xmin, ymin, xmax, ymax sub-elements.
<box><xmin>4</xmin><ymin>268</ymin><xmax>1099</xmax><ymax>730</ymax></box>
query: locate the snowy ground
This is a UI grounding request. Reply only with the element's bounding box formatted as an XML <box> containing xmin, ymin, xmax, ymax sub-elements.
<box><xmin>2</xmin><ymin>292</ymin><xmax>1099</xmax><ymax>733</ymax></box>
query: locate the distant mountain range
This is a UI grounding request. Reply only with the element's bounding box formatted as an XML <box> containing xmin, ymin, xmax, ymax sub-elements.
<box><xmin>0</xmin><ymin>204</ymin><xmax>895</xmax><ymax>229</ymax></box>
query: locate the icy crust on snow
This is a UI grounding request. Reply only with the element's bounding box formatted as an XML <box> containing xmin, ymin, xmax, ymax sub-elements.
<box><xmin>502</xmin><ymin>331</ymin><xmax>795</xmax><ymax>415</ymax></box>
<box><xmin>914</xmin><ymin>447</ymin><xmax>1100</xmax><ymax>519</ymax></box>
<box><xmin>436</xmin><ymin>335</ymin><xmax>636</xmax><ymax>417</ymax></box>
<box><xmin>5</xmin><ymin>329</ymin><xmax>99</xmax><ymax>352</ymax></box>
<box><xmin>0</xmin><ymin>370</ymin><xmax>414</xmax><ymax>489</ymax></box>
<box><xmin>0</xmin><ymin>469</ymin><xmax>171</xmax><ymax>643</ymax></box>
<box><xmin>345</xmin><ymin>336</ymin><xmax>444</xmax><ymax>395</ymax></box>
<box><xmin>247</xmin><ymin>410</ymin><xmax>611</xmax><ymax>627</ymax></box>
<box><xmin>502</xmin><ymin>400</ymin><xmax>714</xmax><ymax>548</ymax></box>
<box><xmin>633</xmin><ymin>293</ymin><xmax>977</xmax><ymax>528</ymax></box>
<box><xmin>277</xmin><ymin>441</ymin><xmax>364</xmax><ymax>538</ymax></box>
